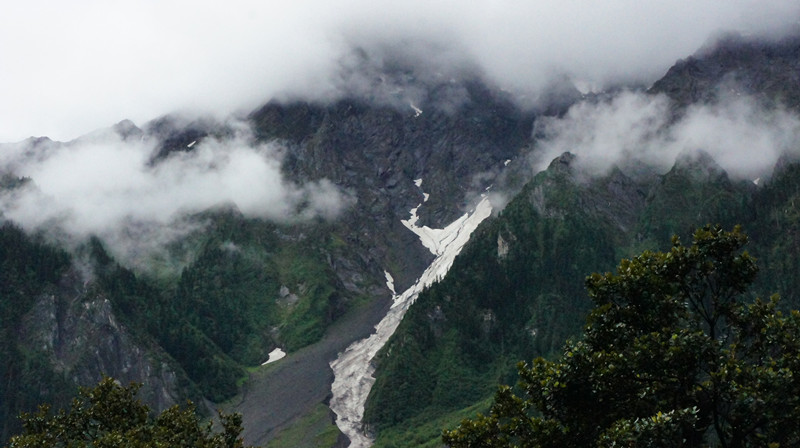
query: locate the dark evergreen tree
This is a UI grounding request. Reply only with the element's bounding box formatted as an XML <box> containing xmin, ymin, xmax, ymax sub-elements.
<box><xmin>8</xmin><ymin>376</ymin><xmax>254</xmax><ymax>448</ymax></box>
<box><xmin>444</xmin><ymin>226</ymin><xmax>800</xmax><ymax>447</ymax></box>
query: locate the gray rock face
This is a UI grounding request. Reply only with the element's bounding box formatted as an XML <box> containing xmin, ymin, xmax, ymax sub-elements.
<box><xmin>18</xmin><ymin>270</ymin><xmax>180</xmax><ymax>413</ymax></box>
<box><xmin>250</xmin><ymin>81</ymin><xmax>537</xmax><ymax>291</ymax></box>
<box><xmin>649</xmin><ymin>30</ymin><xmax>800</xmax><ymax>110</ymax></box>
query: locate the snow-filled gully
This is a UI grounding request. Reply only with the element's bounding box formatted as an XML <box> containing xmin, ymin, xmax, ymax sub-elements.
<box><xmin>329</xmin><ymin>180</ymin><xmax>493</xmax><ymax>447</ymax></box>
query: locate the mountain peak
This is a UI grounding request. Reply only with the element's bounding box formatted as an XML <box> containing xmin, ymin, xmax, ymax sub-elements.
<box><xmin>666</xmin><ymin>150</ymin><xmax>730</xmax><ymax>187</ymax></box>
<box><xmin>112</xmin><ymin>119</ymin><xmax>143</xmax><ymax>141</ymax></box>
<box><xmin>648</xmin><ymin>29</ymin><xmax>800</xmax><ymax>110</ymax></box>
<box><xmin>547</xmin><ymin>152</ymin><xmax>576</xmax><ymax>172</ymax></box>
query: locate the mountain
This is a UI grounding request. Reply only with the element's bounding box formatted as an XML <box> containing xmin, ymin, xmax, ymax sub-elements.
<box><xmin>1</xmin><ymin>29</ymin><xmax>800</xmax><ymax>448</ymax></box>
<box><xmin>0</xmin><ymin>72</ymin><xmax>542</xmax><ymax>445</ymax></box>
<box><xmin>649</xmin><ymin>31</ymin><xmax>800</xmax><ymax>110</ymax></box>
<box><xmin>362</xmin><ymin>32</ymin><xmax>800</xmax><ymax>447</ymax></box>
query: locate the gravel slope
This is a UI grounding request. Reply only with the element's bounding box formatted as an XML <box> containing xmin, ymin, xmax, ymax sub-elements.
<box><xmin>226</xmin><ymin>293</ymin><xmax>392</xmax><ymax>446</ymax></box>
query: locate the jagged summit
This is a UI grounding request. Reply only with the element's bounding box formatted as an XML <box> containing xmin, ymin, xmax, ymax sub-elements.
<box><xmin>649</xmin><ymin>28</ymin><xmax>800</xmax><ymax>109</ymax></box>
<box><xmin>111</xmin><ymin>119</ymin><xmax>143</xmax><ymax>141</ymax></box>
<box><xmin>671</xmin><ymin>149</ymin><xmax>729</xmax><ymax>183</ymax></box>
<box><xmin>546</xmin><ymin>151</ymin><xmax>576</xmax><ymax>172</ymax></box>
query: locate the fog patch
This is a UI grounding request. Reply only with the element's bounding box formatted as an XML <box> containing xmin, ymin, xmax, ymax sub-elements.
<box><xmin>3</xmin><ymin>1</ymin><xmax>799</xmax><ymax>142</ymax></box>
<box><xmin>531</xmin><ymin>91</ymin><xmax>800</xmax><ymax>181</ymax></box>
<box><xmin>0</xmin><ymin>125</ymin><xmax>353</xmax><ymax>269</ymax></box>
<box><xmin>324</xmin><ymin>38</ymin><xmax>478</xmax><ymax>114</ymax></box>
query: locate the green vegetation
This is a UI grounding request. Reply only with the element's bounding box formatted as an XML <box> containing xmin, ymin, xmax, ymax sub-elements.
<box><xmin>366</xmin><ymin>154</ymin><xmax>800</xmax><ymax>445</ymax></box>
<box><xmin>444</xmin><ymin>226</ymin><xmax>800</xmax><ymax>447</ymax></box>
<box><xmin>0</xmin><ymin>206</ymin><xmax>356</xmax><ymax>443</ymax></box>
<box><xmin>364</xmin><ymin>156</ymin><xmax>626</xmax><ymax>433</ymax></box>
<box><xmin>265</xmin><ymin>404</ymin><xmax>340</xmax><ymax>448</ymax></box>
<box><xmin>90</xmin><ymin>212</ymin><xmax>348</xmax><ymax>402</ymax></box>
<box><xmin>638</xmin><ymin>153</ymin><xmax>753</xmax><ymax>247</ymax></box>
<box><xmin>0</xmin><ymin>223</ymin><xmax>72</xmax><ymax>442</ymax></box>
<box><xmin>8</xmin><ymin>377</ymin><xmax>253</xmax><ymax>448</ymax></box>
<box><xmin>372</xmin><ymin>397</ymin><xmax>493</xmax><ymax>448</ymax></box>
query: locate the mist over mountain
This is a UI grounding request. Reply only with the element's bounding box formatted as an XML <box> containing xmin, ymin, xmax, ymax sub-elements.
<box><xmin>530</xmin><ymin>90</ymin><xmax>800</xmax><ymax>180</ymax></box>
<box><xmin>3</xmin><ymin>1</ymin><xmax>799</xmax><ymax>142</ymax></box>
<box><xmin>2</xmin><ymin>5</ymin><xmax>800</xmax><ymax>448</ymax></box>
<box><xmin>0</xmin><ymin>121</ymin><xmax>354</xmax><ymax>271</ymax></box>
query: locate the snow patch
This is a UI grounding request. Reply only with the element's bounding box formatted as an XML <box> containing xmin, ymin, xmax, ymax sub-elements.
<box><xmin>187</xmin><ymin>140</ymin><xmax>196</xmax><ymax>148</ymax></box>
<box><xmin>504</xmin><ymin>159</ymin><xmax>511</xmax><ymax>166</ymax></box>
<box><xmin>330</xmin><ymin>196</ymin><xmax>493</xmax><ymax>447</ymax></box>
<box><xmin>414</xmin><ymin>178</ymin><xmax>423</xmax><ymax>188</ymax></box>
<box><xmin>410</xmin><ymin>103</ymin><xmax>423</xmax><ymax>118</ymax></box>
<box><xmin>261</xmin><ymin>348</ymin><xmax>286</xmax><ymax>365</ymax></box>
<box><xmin>401</xmin><ymin>201</ymin><xmax>489</xmax><ymax>257</ymax></box>
<box><xmin>384</xmin><ymin>270</ymin><xmax>397</xmax><ymax>297</ymax></box>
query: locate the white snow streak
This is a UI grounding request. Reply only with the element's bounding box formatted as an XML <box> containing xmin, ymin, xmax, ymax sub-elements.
<box><xmin>384</xmin><ymin>270</ymin><xmax>397</xmax><ymax>296</ymax></box>
<box><xmin>329</xmin><ymin>195</ymin><xmax>492</xmax><ymax>447</ymax></box>
<box><xmin>260</xmin><ymin>348</ymin><xmax>286</xmax><ymax>365</ymax></box>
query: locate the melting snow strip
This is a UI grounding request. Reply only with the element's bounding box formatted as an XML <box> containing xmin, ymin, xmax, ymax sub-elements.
<box><xmin>329</xmin><ymin>197</ymin><xmax>492</xmax><ymax>447</ymax></box>
<box><xmin>384</xmin><ymin>270</ymin><xmax>397</xmax><ymax>297</ymax></box>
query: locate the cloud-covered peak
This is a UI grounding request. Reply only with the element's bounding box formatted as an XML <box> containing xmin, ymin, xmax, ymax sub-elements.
<box><xmin>2</xmin><ymin>1</ymin><xmax>799</xmax><ymax>142</ymax></box>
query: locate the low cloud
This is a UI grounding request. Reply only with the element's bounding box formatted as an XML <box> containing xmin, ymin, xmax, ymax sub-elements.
<box><xmin>2</xmin><ymin>1</ymin><xmax>799</xmax><ymax>141</ymax></box>
<box><xmin>531</xmin><ymin>90</ymin><xmax>800</xmax><ymax>181</ymax></box>
<box><xmin>0</xmin><ymin>124</ymin><xmax>353</xmax><ymax>268</ymax></box>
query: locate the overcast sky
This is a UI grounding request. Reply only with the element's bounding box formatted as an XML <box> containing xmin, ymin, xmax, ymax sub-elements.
<box><xmin>2</xmin><ymin>0</ymin><xmax>799</xmax><ymax>142</ymax></box>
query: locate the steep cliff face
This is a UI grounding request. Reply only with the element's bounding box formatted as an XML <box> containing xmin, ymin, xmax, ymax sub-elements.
<box><xmin>249</xmin><ymin>80</ymin><xmax>537</xmax><ymax>291</ymax></box>
<box><xmin>18</xmin><ymin>270</ymin><xmax>181</xmax><ymax>412</ymax></box>
<box><xmin>227</xmin><ymin>80</ymin><xmax>544</xmax><ymax>446</ymax></box>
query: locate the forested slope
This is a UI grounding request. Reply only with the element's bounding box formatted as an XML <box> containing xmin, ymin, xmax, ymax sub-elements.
<box><xmin>364</xmin><ymin>32</ymin><xmax>800</xmax><ymax>447</ymax></box>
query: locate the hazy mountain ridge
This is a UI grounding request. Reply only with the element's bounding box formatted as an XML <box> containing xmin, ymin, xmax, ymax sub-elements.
<box><xmin>649</xmin><ymin>29</ymin><xmax>800</xmax><ymax>111</ymax></box>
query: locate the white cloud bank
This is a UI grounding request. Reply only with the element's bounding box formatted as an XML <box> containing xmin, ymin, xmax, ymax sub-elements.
<box><xmin>531</xmin><ymin>91</ymin><xmax>800</xmax><ymax>180</ymax></box>
<box><xmin>0</xmin><ymin>126</ymin><xmax>353</xmax><ymax>266</ymax></box>
<box><xmin>1</xmin><ymin>0</ymin><xmax>799</xmax><ymax>142</ymax></box>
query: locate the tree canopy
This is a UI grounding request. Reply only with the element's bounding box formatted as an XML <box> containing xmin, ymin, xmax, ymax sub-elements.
<box><xmin>7</xmin><ymin>376</ymin><xmax>254</xmax><ymax>448</ymax></box>
<box><xmin>443</xmin><ymin>225</ymin><xmax>800</xmax><ymax>447</ymax></box>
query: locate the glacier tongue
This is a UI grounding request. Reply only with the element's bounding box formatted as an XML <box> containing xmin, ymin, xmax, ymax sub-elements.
<box><xmin>329</xmin><ymin>196</ymin><xmax>493</xmax><ymax>447</ymax></box>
